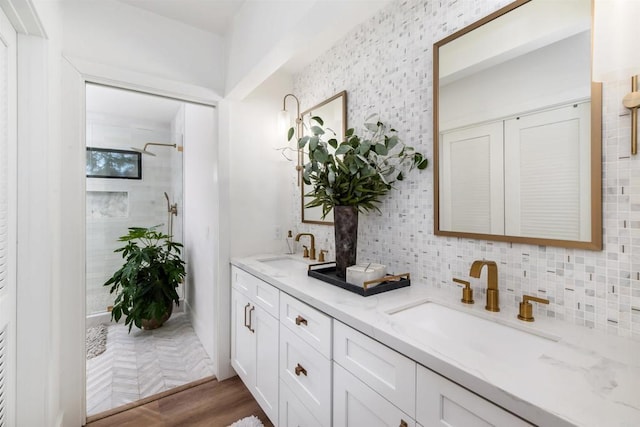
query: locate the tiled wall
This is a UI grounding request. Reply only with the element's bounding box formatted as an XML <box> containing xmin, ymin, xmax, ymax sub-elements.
<box><xmin>86</xmin><ymin>113</ymin><xmax>183</xmax><ymax>314</ymax></box>
<box><xmin>291</xmin><ymin>0</ymin><xmax>640</xmax><ymax>339</ymax></box>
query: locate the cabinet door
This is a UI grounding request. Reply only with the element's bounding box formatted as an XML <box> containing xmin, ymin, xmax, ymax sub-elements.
<box><xmin>280</xmin><ymin>380</ymin><xmax>323</xmax><ymax>427</ymax></box>
<box><xmin>253</xmin><ymin>305</ymin><xmax>279</xmax><ymax>424</ymax></box>
<box><xmin>231</xmin><ymin>289</ymin><xmax>255</xmax><ymax>386</ymax></box>
<box><xmin>334</xmin><ymin>363</ymin><xmax>415</xmax><ymax>427</ymax></box>
<box><xmin>417</xmin><ymin>366</ymin><xmax>532</xmax><ymax>426</ymax></box>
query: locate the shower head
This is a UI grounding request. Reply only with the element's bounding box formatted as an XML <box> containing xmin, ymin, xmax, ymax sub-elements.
<box><xmin>131</xmin><ymin>147</ymin><xmax>156</xmax><ymax>157</ymax></box>
<box><xmin>130</xmin><ymin>142</ymin><xmax>177</xmax><ymax>156</ymax></box>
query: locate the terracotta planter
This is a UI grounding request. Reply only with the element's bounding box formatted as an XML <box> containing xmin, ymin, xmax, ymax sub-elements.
<box><xmin>334</xmin><ymin>205</ymin><xmax>358</xmax><ymax>278</ymax></box>
<box><xmin>141</xmin><ymin>303</ymin><xmax>173</xmax><ymax>330</ymax></box>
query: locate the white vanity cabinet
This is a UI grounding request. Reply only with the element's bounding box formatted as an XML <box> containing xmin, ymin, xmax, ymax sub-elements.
<box><xmin>231</xmin><ymin>267</ymin><xmax>280</xmax><ymax>425</ymax></box>
<box><xmin>416</xmin><ymin>365</ymin><xmax>533</xmax><ymax>427</ymax></box>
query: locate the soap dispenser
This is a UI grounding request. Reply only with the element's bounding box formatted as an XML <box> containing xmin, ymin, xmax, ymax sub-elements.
<box><xmin>285</xmin><ymin>230</ymin><xmax>295</xmax><ymax>254</ymax></box>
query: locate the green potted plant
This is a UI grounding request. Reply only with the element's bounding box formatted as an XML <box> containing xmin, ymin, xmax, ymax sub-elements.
<box><xmin>289</xmin><ymin>114</ymin><xmax>428</xmax><ymax>277</ymax></box>
<box><xmin>104</xmin><ymin>226</ymin><xmax>186</xmax><ymax>332</ymax></box>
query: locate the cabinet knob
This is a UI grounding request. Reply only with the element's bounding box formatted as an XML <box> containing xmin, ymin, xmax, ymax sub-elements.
<box><xmin>295</xmin><ymin>315</ymin><xmax>308</xmax><ymax>326</ymax></box>
<box><xmin>399</xmin><ymin>420</ymin><xmax>408</xmax><ymax>427</ymax></box>
<box><xmin>294</xmin><ymin>363</ymin><xmax>307</xmax><ymax>376</ymax></box>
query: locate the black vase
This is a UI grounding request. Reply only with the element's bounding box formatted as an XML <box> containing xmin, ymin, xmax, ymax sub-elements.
<box><xmin>334</xmin><ymin>205</ymin><xmax>358</xmax><ymax>278</ymax></box>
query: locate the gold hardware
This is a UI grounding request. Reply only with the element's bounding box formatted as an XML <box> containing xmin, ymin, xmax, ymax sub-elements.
<box><xmin>623</xmin><ymin>75</ymin><xmax>640</xmax><ymax>155</ymax></box>
<box><xmin>294</xmin><ymin>363</ymin><xmax>307</xmax><ymax>376</ymax></box>
<box><xmin>399</xmin><ymin>421</ymin><xmax>408</xmax><ymax>427</ymax></box>
<box><xmin>295</xmin><ymin>233</ymin><xmax>316</xmax><ymax>260</ymax></box>
<box><xmin>302</xmin><ymin>245</ymin><xmax>309</xmax><ymax>258</ymax></box>
<box><xmin>469</xmin><ymin>260</ymin><xmax>499</xmax><ymax>312</ymax></box>
<box><xmin>517</xmin><ymin>294</ymin><xmax>550</xmax><ymax>322</ymax></box>
<box><xmin>248</xmin><ymin>305</ymin><xmax>255</xmax><ymax>333</ymax></box>
<box><xmin>295</xmin><ymin>315</ymin><xmax>307</xmax><ymax>326</ymax></box>
<box><xmin>453</xmin><ymin>278</ymin><xmax>474</xmax><ymax>304</ymax></box>
<box><xmin>318</xmin><ymin>249</ymin><xmax>327</xmax><ymax>262</ymax></box>
<box><xmin>281</xmin><ymin>93</ymin><xmax>303</xmax><ymax>186</ymax></box>
<box><xmin>362</xmin><ymin>273</ymin><xmax>410</xmax><ymax>290</ymax></box>
<box><xmin>243</xmin><ymin>302</ymin><xmax>251</xmax><ymax>329</ymax></box>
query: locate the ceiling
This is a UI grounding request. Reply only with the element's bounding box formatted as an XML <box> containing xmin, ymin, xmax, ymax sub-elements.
<box><xmin>117</xmin><ymin>0</ymin><xmax>246</xmax><ymax>35</ymax></box>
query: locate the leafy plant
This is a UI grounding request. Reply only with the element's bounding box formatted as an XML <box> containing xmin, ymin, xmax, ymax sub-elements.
<box><xmin>104</xmin><ymin>226</ymin><xmax>186</xmax><ymax>332</ymax></box>
<box><xmin>290</xmin><ymin>114</ymin><xmax>428</xmax><ymax>218</ymax></box>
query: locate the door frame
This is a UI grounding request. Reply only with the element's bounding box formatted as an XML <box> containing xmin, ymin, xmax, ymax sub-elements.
<box><xmin>61</xmin><ymin>56</ymin><xmax>232</xmax><ymax>424</ymax></box>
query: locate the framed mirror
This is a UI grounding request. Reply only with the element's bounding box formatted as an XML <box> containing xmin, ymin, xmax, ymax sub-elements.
<box><xmin>301</xmin><ymin>91</ymin><xmax>347</xmax><ymax>225</ymax></box>
<box><xmin>433</xmin><ymin>0</ymin><xmax>602</xmax><ymax>250</ymax></box>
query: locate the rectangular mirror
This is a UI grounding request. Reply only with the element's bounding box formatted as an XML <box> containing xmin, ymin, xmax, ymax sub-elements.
<box><xmin>433</xmin><ymin>0</ymin><xmax>602</xmax><ymax>249</ymax></box>
<box><xmin>301</xmin><ymin>91</ymin><xmax>347</xmax><ymax>225</ymax></box>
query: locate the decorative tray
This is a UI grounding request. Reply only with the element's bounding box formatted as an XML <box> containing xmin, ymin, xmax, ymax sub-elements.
<box><xmin>307</xmin><ymin>262</ymin><xmax>410</xmax><ymax>297</ymax></box>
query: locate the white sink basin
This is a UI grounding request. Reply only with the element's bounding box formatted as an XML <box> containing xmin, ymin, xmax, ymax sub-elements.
<box><xmin>387</xmin><ymin>300</ymin><xmax>558</xmax><ymax>360</ymax></box>
<box><xmin>257</xmin><ymin>256</ymin><xmax>309</xmax><ymax>272</ymax></box>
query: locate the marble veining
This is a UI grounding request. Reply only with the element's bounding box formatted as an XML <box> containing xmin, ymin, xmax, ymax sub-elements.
<box><xmin>232</xmin><ymin>254</ymin><xmax>640</xmax><ymax>426</ymax></box>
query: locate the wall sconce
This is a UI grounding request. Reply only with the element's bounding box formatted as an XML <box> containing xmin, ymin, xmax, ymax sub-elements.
<box><xmin>593</xmin><ymin>0</ymin><xmax>640</xmax><ymax>154</ymax></box>
<box><xmin>280</xmin><ymin>93</ymin><xmax>303</xmax><ymax>186</ymax></box>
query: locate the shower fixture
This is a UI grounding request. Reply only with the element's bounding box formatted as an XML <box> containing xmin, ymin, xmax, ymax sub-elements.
<box><xmin>131</xmin><ymin>142</ymin><xmax>179</xmax><ymax>157</ymax></box>
<box><xmin>164</xmin><ymin>192</ymin><xmax>178</xmax><ymax>238</ymax></box>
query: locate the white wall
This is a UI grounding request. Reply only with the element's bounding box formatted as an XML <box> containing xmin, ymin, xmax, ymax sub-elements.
<box><xmin>183</xmin><ymin>103</ymin><xmax>217</xmax><ymax>360</ymax></box>
<box><xmin>229</xmin><ymin>70</ymin><xmax>295</xmax><ymax>257</ymax></box>
<box><xmin>59</xmin><ymin>0</ymin><xmax>225</xmax><ymax>94</ymax></box>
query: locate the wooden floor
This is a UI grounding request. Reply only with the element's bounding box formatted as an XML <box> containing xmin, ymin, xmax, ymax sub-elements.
<box><xmin>85</xmin><ymin>376</ymin><xmax>274</xmax><ymax>427</ymax></box>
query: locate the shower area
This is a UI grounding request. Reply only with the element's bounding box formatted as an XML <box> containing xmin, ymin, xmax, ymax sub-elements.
<box><xmin>84</xmin><ymin>83</ymin><xmax>216</xmax><ymax>417</ymax></box>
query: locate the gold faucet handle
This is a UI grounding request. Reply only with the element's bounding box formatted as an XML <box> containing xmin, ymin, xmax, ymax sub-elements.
<box><xmin>318</xmin><ymin>249</ymin><xmax>327</xmax><ymax>263</ymax></box>
<box><xmin>518</xmin><ymin>294</ymin><xmax>550</xmax><ymax>322</ymax></box>
<box><xmin>453</xmin><ymin>278</ymin><xmax>474</xmax><ymax>304</ymax></box>
<box><xmin>302</xmin><ymin>245</ymin><xmax>309</xmax><ymax>258</ymax></box>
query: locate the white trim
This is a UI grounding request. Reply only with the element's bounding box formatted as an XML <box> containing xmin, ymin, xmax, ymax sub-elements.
<box><xmin>64</xmin><ymin>56</ymin><xmax>222</xmax><ymax>106</ymax></box>
<box><xmin>0</xmin><ymin>0</ymin><xmax>45</xmax><ymax>37</ymax></box>
<box><xmin>60</xmin><ymin>56</ymin><xmax>233</xmax><ymax>423</ymax></box>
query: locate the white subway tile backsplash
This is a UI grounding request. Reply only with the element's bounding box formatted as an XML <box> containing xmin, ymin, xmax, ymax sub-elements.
<box><xmin>290</xmin><ymin>0</ymin><xmax>636</xmax><ymax>338</ymax></box>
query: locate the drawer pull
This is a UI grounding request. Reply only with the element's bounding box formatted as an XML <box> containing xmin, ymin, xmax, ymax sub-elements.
<box><xmin>243</xmin><ymin>303</ymin><xmax>251</xmax><ymax>329</ymax></box>
<box><xmin>295</xmin><ymin>315</ymin><xmax>308</xmax><ymax>326</ymax></box>
<box><xmin>294</xmin><ymin>363</ymin><xmax>307</xmax><ymax>376</ymax></box>
<box><xmin>248</xmin><ymin>305</ymin><xmax>255</xmax><ymax>333</ymax></box>
<box><xmin>399</xmin><ymin>420</ymin><xmax>408</xmax><ymax>427</ymax></box>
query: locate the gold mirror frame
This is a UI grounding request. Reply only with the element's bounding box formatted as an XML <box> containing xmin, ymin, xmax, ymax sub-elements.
<box><xmin>433</xmin><ymin>0</ymin><xmax>602</xmax><ymax>250</ymax></box>
<box><xmin>301</xmin><ymin>91</ymin><xmax>347</xmax><ymax>225</ymax></box>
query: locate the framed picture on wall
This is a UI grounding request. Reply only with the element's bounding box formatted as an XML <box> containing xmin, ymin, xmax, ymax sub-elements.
<box><xmin>86</xmin><ymin>147</ymin><xmax>142</xmax><ymax>179</ymax></box>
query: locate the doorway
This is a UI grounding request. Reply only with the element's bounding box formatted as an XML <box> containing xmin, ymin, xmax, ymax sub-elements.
<box><xmin>84</xmin><ymin>83</ymin><xmax>218</xmax><ymax>416</ymax></box>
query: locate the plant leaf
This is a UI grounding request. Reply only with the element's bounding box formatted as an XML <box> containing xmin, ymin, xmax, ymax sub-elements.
<box><xmin>311</xmin><ymin>116</ymin><xmax>324</xmax><ymax>126</ymax></box>
<box><xmin>287</xmin><ymin>127</ymin><xmax>295</xmax><ymax>141</ymax></box>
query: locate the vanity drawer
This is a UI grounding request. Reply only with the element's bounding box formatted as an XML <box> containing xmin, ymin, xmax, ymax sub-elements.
<box><xmin>280</xmin><ymin>326</ymin><xmax>331</xmax><ymax>427</ymax></box>
<box><xmin>280</xmin><ymin>292</ymin><xmax>332</xmax><ymax>358</ymax></box>
<box><xmin>333</xmin><ymin>321</ymin><xmax>416</xmax><ymax>417</ymax></box>
<box><xmin>232</xmin><ymin>266</ymin><xmax>279</xmax><ymax>317</ymax></box>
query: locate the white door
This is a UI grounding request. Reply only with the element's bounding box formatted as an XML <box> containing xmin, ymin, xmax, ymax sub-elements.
<box><xmin>253</xmin><ymin>306</ymin><xmax>279</xmax><ymax>424</ymax></box>
<box><xmin>231</xmin><ymin>289</ymin><xmax>255</xmax><ymax>386</ymax></box>
<box><xmin>440</xmin><ymin>121</ymin><xmax>504</xmax><ymax>234</ymax></box>
<box><xmin>504</xmin><ymin>102</ymin><xmax>591</xmax><ymax>241</ymax></box>
<box><xmin>0</xmin><ymin>6</ymin><xmax>17</xmax><ymax>427</ymax></box>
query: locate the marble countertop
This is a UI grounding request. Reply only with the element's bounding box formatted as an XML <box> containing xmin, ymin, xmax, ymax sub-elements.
<box><xmin>231</xmin><ymin>254</ymin><xmax>640</xmax><ymax>427</ymax></box>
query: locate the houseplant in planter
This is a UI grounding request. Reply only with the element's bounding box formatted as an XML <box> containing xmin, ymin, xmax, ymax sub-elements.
<box><xmin>289</xmin><ymin>115</ymin><xmax>428</xmax><ymax>278</ymax></box>
<box><xmin>104</xmin><ymin>226</ymin><xmax>186</xmax><ymax>332</ymax></box>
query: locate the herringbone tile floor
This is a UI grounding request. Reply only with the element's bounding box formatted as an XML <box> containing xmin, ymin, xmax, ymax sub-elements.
<box><xmin>86</xmin><ymin>312</ymin><xmax>215</xmax><ymax>416</ymax></box>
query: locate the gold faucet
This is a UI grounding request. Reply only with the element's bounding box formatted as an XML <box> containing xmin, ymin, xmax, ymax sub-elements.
<box><xmin>469</xmin><ymin>260</ymin><xmax>499</xmax><ymax>312</ymax></box>
<box><xmin>295</xmin><ymin>233</ymin><xmax>316</xmax><ymax>260</ymax></box>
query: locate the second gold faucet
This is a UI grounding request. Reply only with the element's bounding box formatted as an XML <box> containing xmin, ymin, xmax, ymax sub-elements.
<box><xmin>295</xmin><ymin>233</ymin><xmax>316</xmax><ymax>260</ymax></box>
